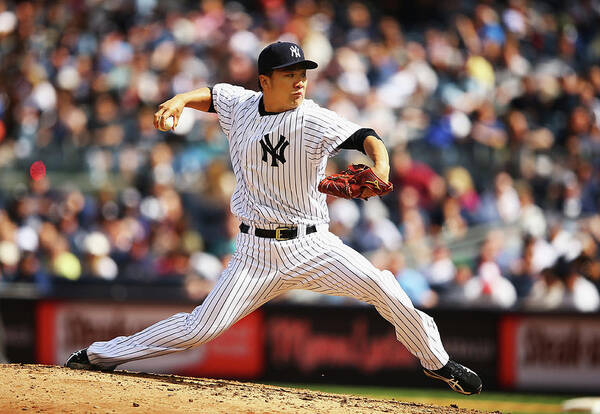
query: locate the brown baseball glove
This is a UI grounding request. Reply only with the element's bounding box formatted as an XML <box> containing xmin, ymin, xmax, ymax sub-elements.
<box><xmin>318</xmin><ymin>164</ymin><xmax>393</xmax><ymax>200</ymax></box>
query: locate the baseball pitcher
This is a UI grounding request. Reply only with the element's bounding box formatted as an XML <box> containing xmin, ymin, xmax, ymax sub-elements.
<box><xmin>66</xmin><ymin>41</ymin><xmax>482</xmax><ymax>395</ymax></box>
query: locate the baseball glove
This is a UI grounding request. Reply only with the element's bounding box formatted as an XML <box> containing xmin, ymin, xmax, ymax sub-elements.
<box><xmin>318</xmin><ymin>164</ymin><xmax>393</xmax><ymax>200</ymax></box>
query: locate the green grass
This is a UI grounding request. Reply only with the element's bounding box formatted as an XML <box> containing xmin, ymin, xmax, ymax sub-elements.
<box><xmin>265</xmin><ymin>383</ymin><xmax>586</xmax><ymax>413</ymax></box>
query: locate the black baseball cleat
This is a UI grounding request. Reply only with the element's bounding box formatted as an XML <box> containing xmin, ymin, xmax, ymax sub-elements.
<box><xmin>423</xmin><ymin>360</ymin><xmax>483</xmax><ymax>395</ymax></box>
<box><xmin>64</xmin><ymin>348</ymin><xmax>116</xmax><ymax>372</ymax></box>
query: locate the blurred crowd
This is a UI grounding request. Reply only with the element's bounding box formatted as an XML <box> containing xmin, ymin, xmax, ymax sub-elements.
<box><xmin>0</xmin><ymin>0</ymin><xmax>600</xmax><ymax>311</ymax></box>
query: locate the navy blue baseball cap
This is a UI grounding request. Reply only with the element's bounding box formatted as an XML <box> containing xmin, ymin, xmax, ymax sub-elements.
<box><xmin>258</xmin><ymin>41</ymin><xmax>318</xmax><ymax>75</ymax></box>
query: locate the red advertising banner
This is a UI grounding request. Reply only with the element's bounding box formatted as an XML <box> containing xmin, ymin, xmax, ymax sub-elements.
<box><xmin>36</xmin><ymin>301</ymin><xmax>264</xmax><ymax>379</ymax></box>
<box><xmin>499</xmin><ymin>315</ymin><xmax>600</xmax><ymax>391</ymax></box>
<box><xmin>498</xmin><ymin>315</ymin><xmax>518</xmax><ymax>389</ymax></box>
<box><xmin>266</xmin><ymin>314</ymin><xmax>417</xmax><ymax>374</ymax></box>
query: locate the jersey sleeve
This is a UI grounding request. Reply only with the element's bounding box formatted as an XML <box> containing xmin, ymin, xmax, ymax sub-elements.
<box><xmin>211</xmin><ymin>83</ymin><xmax>257</xmax><ymax>137</ymax></box>
<box><xmin>304</xmin><ymin>105</ymin><xmax>363</xmax><ymax>161</ymax></box>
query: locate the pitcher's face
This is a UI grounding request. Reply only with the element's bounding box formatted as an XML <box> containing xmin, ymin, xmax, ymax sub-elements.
<box><xmin>262</xmin><ymin>67</ymin><xmax>307</xmax><ymax>110</ymax></box>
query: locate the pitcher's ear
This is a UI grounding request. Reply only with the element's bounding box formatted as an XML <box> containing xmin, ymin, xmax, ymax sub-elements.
<box><xmin>258</xmin><ymin>74</ymin><xmax>270</xmax><ymax>91</ymax></box>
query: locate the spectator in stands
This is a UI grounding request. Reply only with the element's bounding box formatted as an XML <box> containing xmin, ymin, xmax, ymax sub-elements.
<box><xmin>577</xmin><ymin>161</ymin><xmax>600</xmax><ymax>215</ymax></box>
<box><xmin>0</xmin><ymin>239</ymin><xmax>19</xmax><ymax>281</ymax></box>
<box><xmin>475</xmin><ymin>171</ymin><xmax>521</xmax><ymax>224</ymax></box>
<box><xmin>392</xmin><ymin>252</ymin><xmax>438</xmax><ymax>309</ymax></box>
<box><xmin>438</xmin><ymin>264</ymin><xmax>482</xmax><ymax>308</ymax></box>
<box><xmin>184</xmin><ymin>250</ymin><xmax>222</xmax><ymax>300</ymax></box>
<box><xmin>516</xmin><ymin>182</ymin><xmax>547</xmax><ymax>239</ymax></box>
<box><xmin>399</xmin><ymin>206</ymin><xmax>431</xmax><ymax>268</ymax></box>
<box><xmin>548</xmin><ymin>219</ymin><xmax>582</xmax><ymax>262</ymax></box>
<box><xmin>444</xmin><ymin>166</ymin><xmax>480</xmax><ymax>222</ymax></box>
<box><xmin>508</xmin><ymin>234</ymin><xmax>538</xmax><ymax>300</ymax></box>
<box><xmin>327</xmin><ymin>197</ymin><xmax>361</xmax><ymax>246</ymax></box>
<box><xmin>438</xmin><ymin>195</ymin><xmax>468</xmax><ymax>239</ymax></box>
<box><xmin>528</xmin><ymin>256</ymin><xmax>600</xmax><ymax>312</ymax></box>
<box><xmin>575</xmin><ymin>228</ymin><xmax>600</xmax><ymax>290</ymax></box>
<box><xmin>525</xmin><ymin>265</ymin><xmax>565</xmax><ymax>311</ymax></box>
<box><xmin>354</xmin><ymin>199</ymin><xmax>403</xmax><ymax>253</ymax></box>
<box><xmin>390</xmin><ymin>149</ymin><xmax>446</xmax><ymax>212</ymax></box>
<box><xmin>423</xmin><ymin>244</ymin><xmax>456</xmax><ymax>294</ymax></box>
<box><xmin>558</xmin><ymin>256</ymin><xmax>600</xmax><ymax>312</ymax></box>
<box><xmin>470</xmin><ymin>233</ymin><xmax>517</xmax><ymax>308</ymax></box>
<box><xmin>471</xmin><ymin>102</ymin><xmax>508</xmax><ymax>150</ymax></box>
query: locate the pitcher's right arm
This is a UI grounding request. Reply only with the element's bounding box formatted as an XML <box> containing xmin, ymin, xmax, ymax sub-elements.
<box><xmin>153</xmin><ymin>87</ymin><xmax>213</xmax><ymax>130</ymax></box>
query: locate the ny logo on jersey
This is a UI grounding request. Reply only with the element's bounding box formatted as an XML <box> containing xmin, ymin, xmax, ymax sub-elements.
<box><xmin>260</xmin><ymin>134</ymin><xmax>289</xmax><ymax>167</ymax></box>
<box><xmin>290</xmin><ymin>45</ymin><xmax>301</xmax><ymax>58</ymax></box>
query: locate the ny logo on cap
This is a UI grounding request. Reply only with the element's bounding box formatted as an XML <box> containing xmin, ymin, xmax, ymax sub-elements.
<box><xmin>260</xmin><ymin>134</ymin><xmax>289</xmax><ymax>167</ymax></box>
<box><xmin>290</xmin><ymin>45</ymin><xmax>301</xmax><ymax>58</ymax></box>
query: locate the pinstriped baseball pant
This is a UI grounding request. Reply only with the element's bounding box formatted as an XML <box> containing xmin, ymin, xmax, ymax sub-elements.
<box><xmin>87</xmin><ymin>228</ymin><xmax>450</xmax><ymax>370</ymax></box>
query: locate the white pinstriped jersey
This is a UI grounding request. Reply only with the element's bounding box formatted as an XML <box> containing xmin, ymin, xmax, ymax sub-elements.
<box><xmin>211</xmin><ymin>83</ymin><xmax>362</xmax><ymax>227</ymax></box>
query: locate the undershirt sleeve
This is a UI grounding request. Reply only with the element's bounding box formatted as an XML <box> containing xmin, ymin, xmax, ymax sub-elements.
<box><xmin>337</xmin><ymin>128</ymin><xmax>382</xmax><ymax>154</ymax></box>
<box><xmin>207</xmin><ymin>86</ymin><xmax>216</xmax><ymax>113</ymax></box>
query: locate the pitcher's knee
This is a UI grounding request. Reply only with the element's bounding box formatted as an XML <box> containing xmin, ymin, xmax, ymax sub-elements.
<box><xmin>180</xmin><ymin>318</ymin><xmax>233</xmax><ymax>347</ymax></box>
<box><xmin>372</xmin><ymin>270</ymin><xmax>414</xmax><ymax>305</ymax></box>
<box><xmin>381</xmin><ymin>269</ymin><xmax>397</xmax><ymax>282</ymax></box>
<box><xmin>375</xmin><ymin>269</ymin><xmax>403</xmax><ymax>290</ymax></box>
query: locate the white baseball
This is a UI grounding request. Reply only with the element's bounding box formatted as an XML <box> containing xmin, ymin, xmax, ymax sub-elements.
<box><xmin>161</xmin><ymin>116</ymin><xmax>174</xmax><ymax>131</ymax></box>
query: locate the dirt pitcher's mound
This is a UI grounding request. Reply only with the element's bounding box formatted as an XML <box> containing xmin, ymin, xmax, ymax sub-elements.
<box><xmin>0</xmin><ymin>364</ymin><xmax>488</xmax><ymax>413</ymax></box>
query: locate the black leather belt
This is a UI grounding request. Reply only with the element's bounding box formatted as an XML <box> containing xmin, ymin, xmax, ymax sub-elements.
<box><xmin>239</xmin><ymin>223</ymin><xmax>317</xmax><ymax>241</ymax></box>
